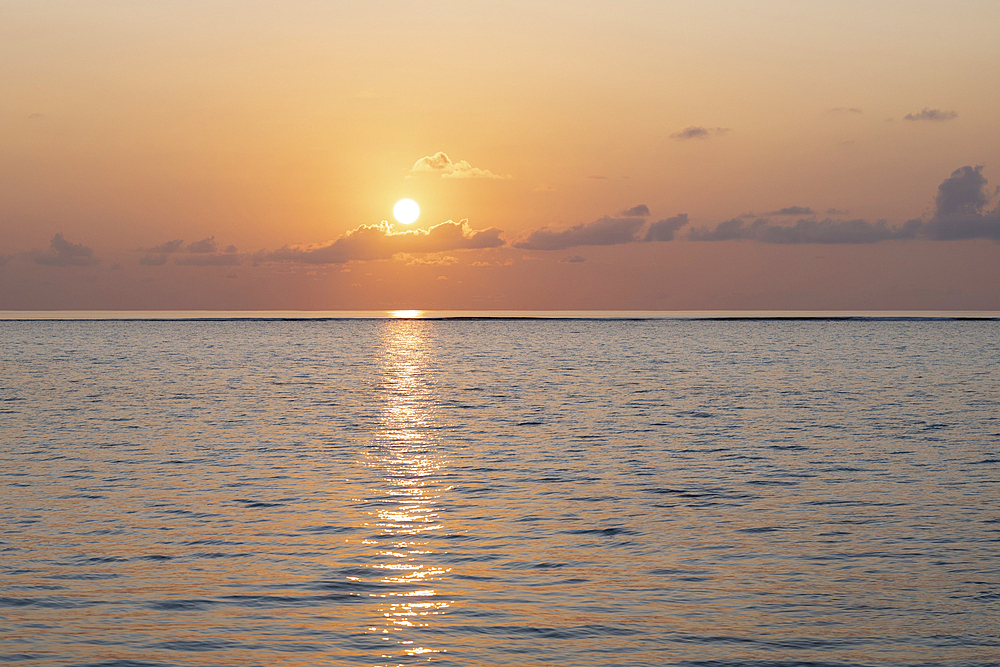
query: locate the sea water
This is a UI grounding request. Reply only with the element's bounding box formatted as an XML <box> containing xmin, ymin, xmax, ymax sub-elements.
<box><xmin>1</xmin><ymin>317</ymin><xmax>998</xmax><ymax>666</ymax></box>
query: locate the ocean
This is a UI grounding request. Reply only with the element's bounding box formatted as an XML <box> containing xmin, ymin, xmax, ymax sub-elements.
<box><xmin>2</xmin><ymin>314</ymin><xmax>998</xmax><ymax>666</ymax></box>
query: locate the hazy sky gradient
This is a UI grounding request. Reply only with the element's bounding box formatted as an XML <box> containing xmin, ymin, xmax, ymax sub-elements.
<box><xmin>3</xmin><ymin>0</ymin><xmax>999</xmax><ymax>309</ymax></box>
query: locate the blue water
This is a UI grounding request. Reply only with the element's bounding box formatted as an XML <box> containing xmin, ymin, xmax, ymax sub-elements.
<box><xmin>1</xmin><ymin>318</ymin><xmax>999</xmax><ymax>666</ymax></box>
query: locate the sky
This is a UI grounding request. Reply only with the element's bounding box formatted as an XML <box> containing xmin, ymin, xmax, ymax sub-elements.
<box><xmin>3</xmin><ymin>0</ymin><xmax>1000</xmax><ymax>311</ymax></box>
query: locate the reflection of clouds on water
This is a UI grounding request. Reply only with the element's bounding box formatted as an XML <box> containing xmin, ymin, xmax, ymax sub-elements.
<box><xmin>362</xmin><ymin>320</ymin><xmax>451</xmax><ymax>661</ymax></box>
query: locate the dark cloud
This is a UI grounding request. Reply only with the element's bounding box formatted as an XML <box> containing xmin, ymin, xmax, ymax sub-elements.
<box><xmin>670</xmin><ymin>126</ymin><xmax>730</xmax><ymax>140</ymax></box>
<box><xmin>262</xmin><ymin>220</ymin><xmax>504</xmax><ymax>265</ymax></box>
<box><xmin>561</xmin><ymin>255</ymin><xmax>586</xmax><ymax>263</ymax></box>
<box><xmin>514</xmin><ymin>211</ymin><xmax>690</xmax><ymax>250</ymax></box>
<box><xmin>689</xmin><ymin>217</ymin><xmax>921</xmax><ymax>244</ymax></box>
<box><xmin>144</xmin><ymin>239</ymin><xmax>185</xmax><ymax>254</ymax></box>
<box><xmin>688</xmin><ymin>217</ymin><xmax>753</xmax><ymax>242</ymax></box>
<box><xmin>904</xmin><ymin>108</ymin><xmax>958</xmax><ymax>122</ymax></box>
<box><xmin>770</xmin><ymin>206</ymin><xmax>814</xmax><ymax>216</ymax></box>
<box><xmin>622</xmin><ymin>204</ymin><xmax>650</xmax><ymax>217</ymax></box>
<box><xmin>826</xmin><ymin>208</ymin><xmax>849</xmax><ymax>215</ymax></box>
<box><xmin>28</xmin><ymin>112</ymin><xmax>44</xmax><ymax>119</ymax></box>
<box><xmin>514</xmin><ymin>216</ymin><xmax>646</xmax><ymax>251</ymax></box>
<box><xmin>33</xmin><ymin>233</ymin><xmax>100</xmax><ymax>267</ymax></box>
<box><xmin>925</xmin><ymin>215</ymin><xmax>1000</xmax><ymax>240</ymax></box>
<box><xmin>187</xmin><ymin>237</ymin><xmax>218</xmax><ymax>253</ymax></box>
<box><xmin>644</xmin><ymin>214</ymin><xmax>689</xmax><ymax>242</ymax></box>
<box><xmin>925</xmin><ymin>165</ymin><xmax>1000</xmax><ymax>240</ymax></box>
<box><xmin>934</xmin><ymin>166</ymin><xmax>989</xmax><ymax>218</ymax></box>
<box><xmin>687</xmin><ymin>165</ymin><xmax>999</xmax><ymax>243</ymax></box>
<box><xmin>139</xmin><ymin>238</ymin><xmax>241</xmax><ymax>265</ymax></box>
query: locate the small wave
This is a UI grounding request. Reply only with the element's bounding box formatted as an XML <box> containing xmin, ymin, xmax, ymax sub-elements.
<box><xmin>561</xmin><ymin>527</ymin><xmax>635</xmax><ymax>537</ymax></box>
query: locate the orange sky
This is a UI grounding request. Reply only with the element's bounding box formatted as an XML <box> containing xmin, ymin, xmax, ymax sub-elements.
<box><xmin>3</xmin><ymin>1</ymin><xmax>1000</xmax><ymax>310</ymax></box>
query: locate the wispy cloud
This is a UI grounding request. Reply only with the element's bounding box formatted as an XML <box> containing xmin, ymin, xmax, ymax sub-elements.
<box><xmin>688</xmin><ymin>217</ymin><xmax>920</xmax><ymax>243</ymax></box>
<box><xmin>261</xmin><ymin>220</ymin><xmax>504</xmax><ymax>265</ymax></box>
<box><xmin>669</xmin><ymin>126</ymin><xmax>730</xmax><ymax>140</ymax></box>
<box><xmin>404</xmin><ymin>255</ymin><xmax>458</xmax><ymax>266</ymax></box>
<box><xmin>409</xmin><ymin>152</ymin><xmax>511</xmax><ymax>179</ymax></box>
<box><xmin>769</xmin><ymin>206</ymin><xmax>814</xmax><ymax>216</ymax></box>
<box><xmin>828</xmin><ymin>107</ymin><xmax>863</xmax><ymax>114</ymax></box>
<box><xmin>904</xmin><ymin>108</ymin><xmax>958</xmax><ymax>122</ymax></box>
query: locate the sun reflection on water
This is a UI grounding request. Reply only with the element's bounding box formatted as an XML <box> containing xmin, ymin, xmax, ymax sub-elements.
<box><xmin>363</xmin><ymin>320</ymin><xmax>451</xmax><ymax>662</ymax></box>
<box><xmin>390</xmin><ymin>309</ymin><xmax>423</xmax><ymax>319</ymax></box>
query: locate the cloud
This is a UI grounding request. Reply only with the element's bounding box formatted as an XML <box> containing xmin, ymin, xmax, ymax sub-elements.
<box><xmin>139</xmin><ymin>254</ymin><xmax>169</xmax><ymax>266</ymax></box>
<box><xmin>261</xmin><ymin>220</ymin><xmax>504</xmax><ymax>265</ymax></box>
<box><xmin>409</xmin><ymin>152</ymin><xmax>511</xmax><ymax>179</ymax></box>
<box><xmin>769</xmin><ymin>206</ymin><xmax>814</xmax><ymax>216</ymax></box>
<box><xmin>924</xmin><ymin>165</ymin><xmax>1000</xmax><ymax>240</ymax></box>
<box><xmin>145</xmin><ymin>239</ymin><xmax>185</xmax><ymax>254</ymax></box>
<box><xmin>828</xmin><ymin>107</ymin><xmax>863</xmax><ymax>114</ymax></box>
<box><xmin>514</xmin><ymin>210</ymin><xmax>690</xmax><ymax>251</ymax></box>
<box><xmin>175</xmin><ymin>254</ymin><xmax>244</xmax><ymax>266</ymax></box>
<box><xmin>561</xmin><ymin>255</ymin><xmax>586</xmax><ymax>263</ymax></box>
<box><xmin>138</xmin><ymin>237</ymin><xmax>242</xmax><ymax>265</ymax></box>
<box><xmin>826</xmin><ymin>208</ymin><xmax>849</xmax><ymax>215</ymax></box>
<box><xmin>405</xmin><ymin>255</ymin><xmax>458</xmax><ymax>266</ymax></box>
<box><xmin>622</xmin><ymin>204</ymin><xmax>650</xmax><ymax>217</ymax></box>
<box><xmin>904</xmin><ymin>108</ymin><xmax>958</xmax><ymax>122</ymax></box>
<box><xmin>514</xmin><ymin>215</ymin><xmax>647</xmax><ymax>251</ymax></box>
<box><xmin>934</xmin><ymin>165</ymin><xmax>989</xmax><ymax>218</ymax></box>
<box><xmin>689</xmin><ymin>217</ymin><xmax>920</xmax><ymax>244</ymax></box>
<box><xmin>32</xmin><ymin>233</ymin><xmax>100</xmax><ymax>267</ymax></box>
<box><xmin>187</xmin><ymin>237</ymin><xmax>219</xmax><ymax>253</ymax></box>
<box><xmin>644</xmin><ymin>214</ymin><xmax>689</xmax><ymax>242</ymax></box>
<box><xmin>686</xmin><ymin>166</ymin><xmax>1000</xmax><ymax>243</ymax></box>
<box><xmin>670</xmin><ymin>126</ymin><xmax>731</xmax><ymax>140</ymax></box>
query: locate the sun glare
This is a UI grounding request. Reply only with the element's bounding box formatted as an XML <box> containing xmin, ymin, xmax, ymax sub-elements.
<box><xmin>393</xmin><ymin>199</ymin><xmax>420</xmax><ymax>225</ymax></box>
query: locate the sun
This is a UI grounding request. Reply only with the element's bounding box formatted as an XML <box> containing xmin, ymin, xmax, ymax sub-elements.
<box><xmin>393</xmin><ymin>199</ymin><xmax>420</xmax><ymax>224</ymax></box>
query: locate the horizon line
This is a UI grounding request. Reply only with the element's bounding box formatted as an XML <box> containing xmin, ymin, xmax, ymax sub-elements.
<box><xmin>2</xmin><ymin>309</ymin><xmax>999</xmax><ymax>322</ymax></box>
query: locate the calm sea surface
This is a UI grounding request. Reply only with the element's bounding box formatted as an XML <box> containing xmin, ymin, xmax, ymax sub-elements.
<box><xmin>1</xmin><ymin>318</ymin><xmax>999</xmax><ymax>666</ymax></box>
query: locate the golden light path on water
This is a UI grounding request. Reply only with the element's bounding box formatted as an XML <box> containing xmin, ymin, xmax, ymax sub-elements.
<box><xmin>362</xmin><ymin>320</ymin><xmax>451</xmax><ymax>664</ymax></box>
